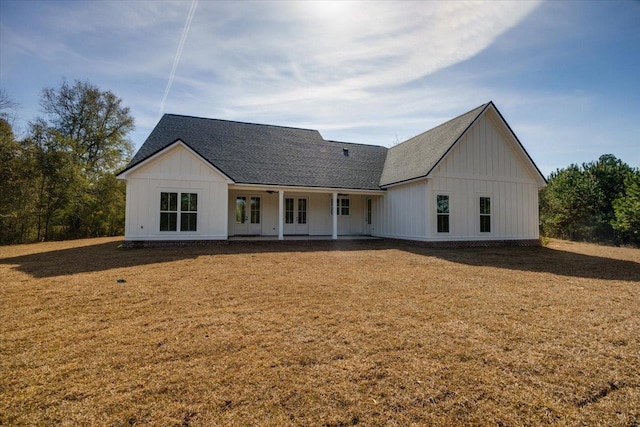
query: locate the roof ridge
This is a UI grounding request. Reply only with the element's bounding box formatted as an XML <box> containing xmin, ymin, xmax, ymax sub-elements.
<box><xmin>393</xmin><ymin>102</ymin><xmax>490</xmax><ymax>148</ymax></box>
<box><xmin>162</xmin><ymin>113</ymin><xmax>320</xmax><ymax>133</ymax></box>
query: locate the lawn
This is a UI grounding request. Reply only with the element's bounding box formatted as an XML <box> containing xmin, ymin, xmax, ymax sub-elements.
<box><xmin>1</xmin><ymin>237</ymin><xmax>639</xmax><ymax>426</ymax></box>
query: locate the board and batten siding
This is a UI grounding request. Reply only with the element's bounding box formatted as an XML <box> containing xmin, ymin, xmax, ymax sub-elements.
<box><xmin>373</xmin><ymin>109</ymin><xmax>541</xmax><ymax>242</ymax></box>
<box><xmin>123</xmin><ymin>144</ymin><xmax>229</xmax><ymax>240</ymax></box>
<box><xmin>311</xmin><ymin>194</ymin><xmax>364</xmax><ymax>236</ymax></box>
<box><xmin>372</xmin><ymin>180</ymin><xmax>429</xmax><ymax>239</ymax></box>
<box><xmin>429</xmin><ymin>110</ymin><xmax>540</xmax><ymax>240</ymax></box>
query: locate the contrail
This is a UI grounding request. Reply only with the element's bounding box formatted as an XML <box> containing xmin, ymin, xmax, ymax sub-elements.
<box><xmin>158</xmin><ymin>0</ymin><xmax>198</xmax><ymax>121</ymax></box>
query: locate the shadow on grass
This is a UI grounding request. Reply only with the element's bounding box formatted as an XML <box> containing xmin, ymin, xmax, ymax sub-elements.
<box><xmin>406</xmin><ymin>244</ymin><xmax>640</xmax><ymax>283</ymax></box>
<box><xmin>1</xmin><ymin>239</ymin><xmax>638</xmax><ymax>282</ymax></box>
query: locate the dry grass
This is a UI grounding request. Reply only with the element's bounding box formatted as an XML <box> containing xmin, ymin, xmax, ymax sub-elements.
<box><xmin>1</xmin><ymin>237</ymin><xmax>639</xmax><ymax>426</ymax></box>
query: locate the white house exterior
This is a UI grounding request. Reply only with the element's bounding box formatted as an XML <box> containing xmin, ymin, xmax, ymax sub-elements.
<box><xmin>119</xmin><ymin>142</ymin><xmax>232</xmax><ymax>241</ymax></box>
<box><xmin>117</xmin><ymin>102</ymin><xmax>546</xmax><ymax>246</ymax></box>
<box><xmin>373</xmin><ymin>106</ymin><xmax>543</xmax><ymax>242</ymax></box>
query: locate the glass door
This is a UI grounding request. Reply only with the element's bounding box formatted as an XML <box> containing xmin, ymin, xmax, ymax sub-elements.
<box><xmin>296</xmin><ymin>198</ymin><xmax>308</xmax><ymax>234</ymax></box>
<box><xmin>235</xmin><ymin>196</ymin><xmax>248</xmax><ymax>235</ymax></box>
<box><xmin>249</xmin><ymin>196</ymin><xmax>261</xmax><ymax>235</ymax></box>
<box><xmin>235</xmin><ymin>195</ymin><xmax>261</xmax><ymax>235</ymax></box>
<box><xmin>283</xmin><ymin>197</ymin><xmax>308</xmax><ymax>235</ymax></box>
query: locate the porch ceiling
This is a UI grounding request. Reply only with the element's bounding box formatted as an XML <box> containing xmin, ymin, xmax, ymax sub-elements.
<box><xmin>228</xmin><ymin>235</ymin><xmax>382</xmax><ymax>241</ymax></box>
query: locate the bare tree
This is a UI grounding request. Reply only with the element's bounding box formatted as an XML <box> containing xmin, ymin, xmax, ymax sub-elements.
<box><xmin>0</xmin><ymin>89</ymin><xmax>20</xmax><ymax>125</ymax></box>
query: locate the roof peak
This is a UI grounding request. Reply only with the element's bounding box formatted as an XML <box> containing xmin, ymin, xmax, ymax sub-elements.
<box><xmin>162</xmin><ymin>113</ymin><xmax>320</xmax><ymax>133</ymax></box>
<box><xmin>394</xmin><ymin>102</ymin><xmax>491</xmax><ymax>148</ymax></box>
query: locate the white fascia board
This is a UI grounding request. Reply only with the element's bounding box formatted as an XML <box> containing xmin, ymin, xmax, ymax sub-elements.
<box><xmin>379</xmin><ymin>175</ymin><xmax>429</xmax><ymax>189</ymax></box>
<box><xmin>423</xmin><ymin>103</ymin><xmax>546</xmax><ymax>187</ymax></box>
<box><xmin>423</xmin><ymin>103</ymin><xmax>490</xmax><ymax>181</ymax></box>
<box><xmin>117</xmin><ymin>139</ymin><xmax>235</xmax><ymax>184</ymax></box>
<box><xmin>229</xmin><ymin>183</ymin><xmax>385</xmax><ymax>195</ymax></box>
<box><xmin>482</xmin><ymin>104</ymin><xmax>547</xmax><ymax>187</ymax></box>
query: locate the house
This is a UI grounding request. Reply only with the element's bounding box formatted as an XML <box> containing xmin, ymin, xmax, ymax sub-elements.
<box><xmin>116</xmin><ymin>101</ymin><xmax>546</xmax><ymax>246</ymax></box>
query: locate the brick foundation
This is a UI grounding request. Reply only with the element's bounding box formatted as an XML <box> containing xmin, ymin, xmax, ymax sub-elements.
<box><xmin>390</xmin><ymin>238</ymin><xmax>541</xmax><ymax>248</ymax></box>
<box><xmin>121</xmin><ymin>240</ymin><xmax>229</xmax><ymax>248</ymax></box>
<box><xmin>121</xmin><ymin>238</ymin><xmax>540</xmax><ymax>248</ymax></box>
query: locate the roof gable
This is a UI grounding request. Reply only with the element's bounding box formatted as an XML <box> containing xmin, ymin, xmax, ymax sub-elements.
<box><xmin>488</xmin><ymin>103</ymin><xmax>547</xmax><ymax>186</ymax></box>
<box><xmin>379</xmin><ymin>102</ymin><xmax>545</xmax><ymax>187</ymax></box>
<box><xmin>379</xmin><ymin>103</ymin><xmax>488</xmax><ymax>187</ymax></box>
<box><xmin>117</xmin><ymin>140</ymin><xmax>233</xmax><ymax>182</ymax></box>
<box><xmin>120</xmin><ymin>102</ymin><xmax>544</xmax><ymax>191</ymax></box>
<box><xmin>431</xmin><ymin>108</ymin><xmax>546</xmax><ymax>185</ymax></box>
<box><xmin>122</xmin><ymin>115</ymin><xmax>388</xmax><ymax>190</ymax></box>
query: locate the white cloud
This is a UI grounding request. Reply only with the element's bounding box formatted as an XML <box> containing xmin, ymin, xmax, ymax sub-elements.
<box><xmin>175</xmin><ymin>1</ymin><xmax>540</xmax><ymax>104</ymax></box>
<box><xmin>4</xmin><ymin>0</ymin><xmax>639</xmax><ymax>177</ymax></box>
<box><xmin>146</xmin><ymin>1</ymin><xmax>542</xmax><ymax>138</ymax></box>
<box><xmin>2</xmin><ymin>0</ymin><xmax>542</xmax><ymax>147</ymax></box>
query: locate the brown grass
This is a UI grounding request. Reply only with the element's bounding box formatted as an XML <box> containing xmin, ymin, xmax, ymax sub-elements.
<box><xmin>1</xmin><ymin>237</ymin><xmax>639</xmax><ymax>426</ymax></box>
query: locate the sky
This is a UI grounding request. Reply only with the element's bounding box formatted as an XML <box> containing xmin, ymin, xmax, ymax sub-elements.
<box><xmin>1</xmin><ymin>0</ymin><xmax>639</xmax><ymax>177</ymax></box>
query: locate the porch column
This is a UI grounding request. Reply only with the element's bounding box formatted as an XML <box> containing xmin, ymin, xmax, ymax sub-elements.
<box><xmin>278</xmin><ymin>190</ymin><xmax>284</xmax><ymax>240</ymax></box>
<box><xmin>332</xmin><ymin>192</ymin><xmax>338</xmax><ymax>240</ymax></box>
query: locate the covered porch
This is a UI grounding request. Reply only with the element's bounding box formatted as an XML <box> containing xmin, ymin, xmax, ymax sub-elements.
<box><xmin>228</xmin><ymin>235</ymin><xmax>382</xmax><ymax>241</ymax></box>
<box><xmin>227</xmin><ymin>185</ymin><xmax>384</xmax><ymax>240</ymax></box>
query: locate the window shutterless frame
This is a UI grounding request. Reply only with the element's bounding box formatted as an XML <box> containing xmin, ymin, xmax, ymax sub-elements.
<box><xmin>160</xmin><ymin>192</ymin><xmax>178</xmax><ymax>231</ymax></box>
<box><xmin>160</xmin><ymin>191</ymin><xmax>198</xmax><ymax>232</ymax></box>
<box><xmin>479</xmin><ymin>195</ymin><xmax>492</xmax><ymax>233</ymax></box>
<box><xmin>181</xmin><ymin>193</ymin><xmax>198</xmax><ymax>232</ymax></box>
<box><xmin>330</xmin><ymin>197</ymin><xmax>350</xmax><ymax>216</ymax></box>
<box><xmin>436</xmin><ymin>194</ymin><xmax>450</xmax><ymax>233</ymax></box>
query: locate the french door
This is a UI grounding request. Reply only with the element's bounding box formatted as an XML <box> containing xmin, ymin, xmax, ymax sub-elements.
<box><xmin>235</xmin><ymin>195</ymin><xmax>261</xmax><ymax>235</ymax></box>
<box><xmin>283</xmin><ymin>197</ymin><xmax>309</xmax><ymax>235</ymax></box>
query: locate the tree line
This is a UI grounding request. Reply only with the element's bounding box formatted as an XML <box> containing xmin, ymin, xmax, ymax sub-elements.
<box><xmin>540</xmin><ymin>154</ymin><xmax>640</xmax><ymax>246</ymax></box>
<box><xmin>0</xmin><ymin>80</ymin><xmax>134</xmax><ymax>244</ymax></box>
<box><xmin>1</xmin><ymin>81</ymin><xmax>638</xmax><ymax>246</ymax></box>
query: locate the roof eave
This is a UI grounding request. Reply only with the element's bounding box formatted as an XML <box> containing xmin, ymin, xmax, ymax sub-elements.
<box><xmin>422</xmin><ymin>102</ymin><xmax>492</xmax><ymax>180</ymax></box>
<box><xmin>379</xmin><ymin>175</ymin><xmax>430</xmax><ymax>189</ymax></box>
<box><xmin>116</xmin><ymin>139</ymin><xmax>235</xmax><ymax>183</ymax></box>
<box><xmin>230</xmin><ymin>182</ymin><xmax>386</xmax><ymax>194</ymax></box>
<box><xmin>489</xmin><ymin>104</ymin><xmax>548</xmax><ymax>186</ymax></box>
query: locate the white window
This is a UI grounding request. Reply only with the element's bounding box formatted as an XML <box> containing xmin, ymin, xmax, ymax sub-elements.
<box><xmin>480</xmin><ymin>196</ymin><xmax>491</xmax><ymax>233</ymax></box>
<box><xmin>436</xmin><ymin>194</ymin><xmax>450</xmax><ymax>233</ymax></box>
<box><xmin>330</xmin><ymin>197</ymin><xmax>350</xmax><ymax>216</ymax></box>
<box><xmin>160</xmin><ymin>192</ymin><xmax>197</xmax><ymax>232</ymax></box>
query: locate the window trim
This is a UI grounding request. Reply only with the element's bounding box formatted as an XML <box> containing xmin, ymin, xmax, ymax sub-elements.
<box><xmin>479</xmin><ymin>194</ymin><xmax>492</xmax><ymax>234</ymax></box>
<box><xmin>159</xmin><ymin>190</ymin><xmax>199</xmax><ymax>233</ymax></box>
<box><xmin>160</xmin><ymin>192</ymin><xmax>178</xmax><ymax>232</ymax></box>
<box><xmin>180</xmin><ymin>192</ymin><xmax>198</xmax><ymax>232</ymax></box>
<box><xmin>330</xmin><ymin>197</ymin><xmax>351</xmax><ymax>216</ymax></box>
<box><xmin>435</xmin><ymin>193</ymin><xmax>450</xmax><ymax>234</ymax></box>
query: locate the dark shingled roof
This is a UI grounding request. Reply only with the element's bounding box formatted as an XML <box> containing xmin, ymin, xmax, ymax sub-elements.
<box><xmin>123</xmin><ymin>115</ymin><xmax>389</xmax><ymax>190</ymax></box>
<box><xmin>379</xmin><ymin>103</ymin><xmax>489</xmax><ymax>187</ymax></box>
<box><xmin>121</xmin><ymin>103</ymin><xmax>517</xmax><ymax>190</ymax></box>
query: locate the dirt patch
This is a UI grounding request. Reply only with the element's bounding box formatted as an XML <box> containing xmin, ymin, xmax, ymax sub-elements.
<box><xmin>1</xmin><ymin>237</ymin><xmax>639</xmax><ymax>425</ymax></box>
